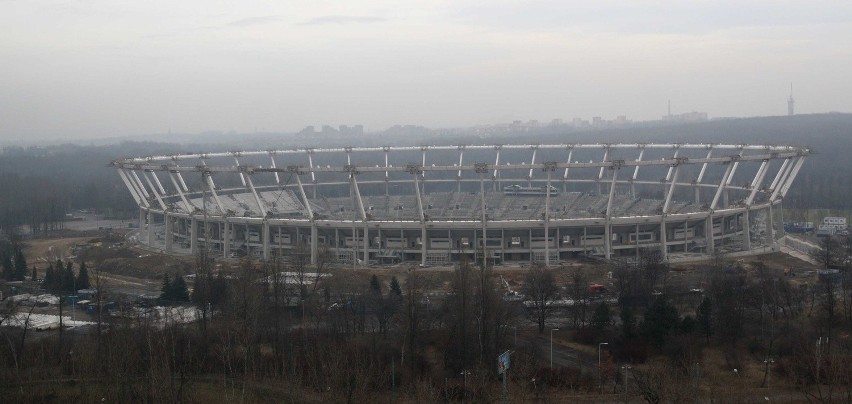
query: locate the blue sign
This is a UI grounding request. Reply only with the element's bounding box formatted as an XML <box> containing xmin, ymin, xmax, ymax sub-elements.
<box><xmin>497</xmin><ymin>350</ymin><xmax>511</xmax><ymax>374</ymax></box>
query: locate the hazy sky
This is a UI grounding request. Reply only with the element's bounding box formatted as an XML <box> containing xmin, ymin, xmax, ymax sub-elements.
<box><xmin>2</xmin><ymin>0</ymin><xmax>852</xmax><ymax>140</ymax></box>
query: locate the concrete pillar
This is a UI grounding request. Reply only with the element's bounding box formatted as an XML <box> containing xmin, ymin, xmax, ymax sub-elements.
<box><xmin>310</xmin><ymin>223</ymin><xmax>318</xmax><ymax>265</ymax></box>
<box><xmin>604</xmin><ymin>222</ymin><xmax>611</xmax><ymax>260</ymax></box>
<box><xmin>500</xmin><ymin>229</ymin><xmax>505</xmax><ymax>263</ymax></box>
<box><xmin>421</xmin><ymin>226</ymin><xmax>427</xmax><ymax>267</ymax></box>
<box><xmin>555</xmin><ymin>227</ymin><xmax>560</xmax><ymax>263</ymax></box>
<box><xmin>164</xmin><ymin>213</ymin><xmax>172</xmax><ymax>252</ymax></box>
<box><xmin>705</xmin><ymin>215</ymin><xmax>714</xmax><ymax>255</ymax></box>
<box><xmin>743</xmin><ymin>210</ymin><xmax>751</xmax><ymax>251</ymax></box>
<box><xmin>223</xmin><ymin>220</ymin><xmax>230</xmax><ymax>258</ymax></box>
<box><xmin>660</xmin><ymin>216</ymin><xmax>667</xmax><ymax>261</ymax></box>
<box><xmin>635</xmin><ymin>224</ymin><xmax>640</xmax><ymax>261</ymax></box>
<box><xmin>190</xmin><ymin>217</ymin><xmax>197</xmax><ymax>255</ymax></box>
<box><xmin>528</xmin><ymin>228</ymin><xmax>533</xmax><ymax>264</ymax></box>
<box><xmin>263</xmin><ymin>221</ymin><xmax>270</xmax><ymax>261</ymax></box>
<box><xmin>768</xmin><ymin>205</ymin><xmax>776</xmax><ymax>250</ymax></box>
<box><xmin>363</xmin><ymin>224</ymin><xmax>369</xmax><ymax>266</ymax></box>
<box><xmin>139</xmin><ymin>208</ymin><xmax>145</xmax><ymax>230</ymax></box>
<box><xmin>147</xmin><ymin>211</ymin><xmax>153</xmax><ymax>247</ymax></box>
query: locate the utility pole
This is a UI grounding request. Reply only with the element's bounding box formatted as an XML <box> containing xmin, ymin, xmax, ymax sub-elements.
<box><xmin>598</xmin><ymin>342</ymin><xmax>609</xmax><ymax>393</ymax></box>
<box><xmin>695</xmin><ymin>362</ymin><xmax>701</xmax><ymax>403</ymax></box>
<box><xmin>550</xmin><ymin>328</ymin><xmax>559</xmax><ymax>368</ymax></box>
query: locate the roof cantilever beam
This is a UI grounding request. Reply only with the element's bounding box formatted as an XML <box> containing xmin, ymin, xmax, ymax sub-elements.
<box><xmin>307</xmin><ymin>149</ymin><xmax>316</xmax><ymax>184</ymax></box>
<box><xmin>200</xmin><ymin>159</ymin><xmax>216</xmax><ymax>190</ymax></box>
<box><xmin>457</xmin><ymin>146</ymin><xmax>464</xmax><ymax>180</ymax></box>
<box><xmin>420</xmin><ymin>146</ymin><xmax>427</xmax><ymax>178</ymax></box>
<box><xmin>171</xmin><ymin>156</ymin><xmax>190</xmax><ymax>192</ymax></box>
<box><xmin>128</xmin><ymin>169</ymin><xmax>156</xmax><ymax>208</ymax></box>
<box><xmin>150</xmin><ymin>171</ymin><xmax>167</xmax><ymax>195</ymax></box>
<box><xmin>631</xmin><ymin>147</ymin><xmax>645</xmax><ymax>182</ymax></box>
<box><xmin>117</xmin><ymin>169</ymin><xmax>144</xmax><ymax>206</ymax></box>
<box><xmin>143</xmin><ymin>171</ymin><xmax>168</xmax><ymax>210</ymax></box>
<box><xmin>493</xmin><ymin>145</ymin><xmax>501</xmax><ymax>180</ymax></box>
<box><xmin>696</xmin><ymin>148</ymin><xmax>713</xmax><ymax>183</ymax></box>
<box><xmin>710</xmin><ymin>159</ymin><xmax>736</xmax><ymax>210</ymax></box>
<box><xmin>768</xmin><ymin>157</ymin><xmax>791</xmax><ymax>192</ymax></box>
<box><xmin>234</xmin><ymin>157</ymin><xmax>247</xmax><ymax>187</ymax></box>
<box><xmin>598</xmin><ymin>146</ymin><xmax>610</xmax><ymax>181</ymax></box>
<box><xmin>204</xmin><ymin>172</ymin><xmax>226</xmax><ymax>214</ymax></box>
<box><xmin>292</xmin><ymin>170</ymin><xmax>314</xmax><ymax>220</ymax></box>
<box><xmin>725</xmin><ymin>148</ymin><xmax>745</xmax><ymax>186</ymax></box>
<box><xmin>745</xmin><ymin>159</ymin><xmax>770</xmax><ymax>206</ymax></box>
<box><xmin>168</xmin><ymin>171</ymin><xmax>195</xmax><ymax>213</ymax></box>
<box><xmin>777</xmin><ymin>156</ymin><xmax>806</xmax><ymax>199</ymax></box>
<box><xmin>176</xmin><ymin>172</ymin><xmax>189</xmax><ymax>192</ymax></box>
<box><xmin>562</xmin><ymin>146</ymin><xmax>575</xmax><ymax>180</ymax></box>
<box><xmin>269</xmin><ymin>153</ymin><xmax>280</xmax><ymax>185</ymax></box>
<box><xmin>125</xmin><ymin>170</ymin><xmax>150</xmax><ymax>208</ymax></box>
<box><xmin>349</xmin><ymin>171</ymin><xmax>367</xmax><ymax>222</ymax></box>
<box><xmin>662</xmin><ymin>161</ymin><xmax>681</xmax><ymax>214</ymax></box>
<box><xmin>528</xmin><ymin>145</ymin><xmax>538</xmax><ymax>181</ymax></box>
<box><xmin>243</xmin><ymin>170</ymin><xmax>268</xmax><ymax>217</ymax></box>
<box><xmin>769</xmin><ymin>158</ymin><xmax>795</xmax><ymax>201</ymax></box>
<box><xmin>605</xmin><ymin>163</ymin><xmax>621</xmax><ymax>218</ymax></box>
<box><xmin>408</xmin><ymin>164</ymin><xmax>426</xmax><ymax>223</ymax></box>
<box><xmin>384</xmin><ymin>146</ymin><xmax>390</xmax><ymax>181</ymax></box>
<box><xmin>130</xmin><ymin>170</ymin><xmax>151</xmax><ymax>199</ymax></box>
<box><xmin>666</xmin><ymin>146</ymin><xmax>681</xmax><ymax>181</ymax></box>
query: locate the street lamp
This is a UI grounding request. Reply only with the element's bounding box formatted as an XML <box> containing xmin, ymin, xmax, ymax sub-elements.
<box><xmin>513</xmin><ymin>325</ymin><xmax>517</xmax><ymax>347</ymax></box>
<box><xmin>460</xmin><ymin>369</ymin><xmax>471</xmax><ymax>390</ymax></box>
<box><xmin>621</xmin><ymin>365</ymin><xmax>632</xmax><ymax>394</ymax></box>
<box><xmin>550</xmin><ymin>328</ymin><xmax>559</xmax><ymax>368</ymax></box>
<box><xmin>763</xmin><ymin>358</ymin><xmax>775</xmax><ymax>389</ymax></box>
<box><xmin>599</xmin><ymin>342</ymin><xmax>609</xmax><ymax>392</ymax></box>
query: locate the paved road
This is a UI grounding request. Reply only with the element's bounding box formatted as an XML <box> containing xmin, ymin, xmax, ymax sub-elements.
<box><xmin>519</xmin><ymin>332</ymin><xmax>599</xmax><ymax>372</ymax></box>
<box><xmin>781</xmin><ymin>235</ymin><xmax>819</xmax><ymax>265</ymax></box>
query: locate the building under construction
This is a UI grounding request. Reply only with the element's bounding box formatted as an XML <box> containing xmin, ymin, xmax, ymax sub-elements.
<box><xmin>110</xmin><ymin>143</ymin><xmax>808</xmax><ymax>265</ymax></box>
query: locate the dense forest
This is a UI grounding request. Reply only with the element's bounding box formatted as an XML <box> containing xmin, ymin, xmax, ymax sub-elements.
<box><xmin>0</xmin><ymin>113</ymin><xmax>849</xmax><ymax>236</ymax></box>
<box><xmin>1</xmin><ymin>246</ymin><xmax>851</xmax><ymax>401</ymax></box>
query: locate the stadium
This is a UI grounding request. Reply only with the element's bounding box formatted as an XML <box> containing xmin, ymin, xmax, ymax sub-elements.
<box><xmin>110</xmin><ymin>143</ymin><xmax>808</xmax><ymax>265</ymax></box>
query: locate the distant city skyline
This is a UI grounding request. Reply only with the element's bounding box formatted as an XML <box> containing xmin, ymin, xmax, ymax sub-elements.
<box><xmin>2</xmin><ymin>1</ymin><xmax>851</xmax><ymax>140</ymax></box>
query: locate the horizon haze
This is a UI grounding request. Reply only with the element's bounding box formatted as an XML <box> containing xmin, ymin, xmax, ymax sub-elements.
<box><xmin>2</xmin><ymin>0</ymin><xmax>852</xmax><ymax>141</ymax></box>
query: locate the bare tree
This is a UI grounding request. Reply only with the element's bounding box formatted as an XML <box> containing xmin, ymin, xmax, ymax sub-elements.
<box><xmin>522</xmin><ymin>263</ymin><xmax>557</xmax><ymax>333</ymax></box>
<box><xmin>569</xmin><ymin>267</ymin><xmax>591</xmax><ymax>328</ymax></box>
<box><xmin>810</xmin><ymin>236</ymin><xmax>843</xmax><ymax>269</ymax></box>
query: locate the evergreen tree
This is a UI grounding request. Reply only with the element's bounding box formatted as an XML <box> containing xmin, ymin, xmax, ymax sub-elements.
<box><xmin>44</xmin><ymin>265</ymin><xmax>55</xmax><ymax>292</ymax></box>
<box><xmin>679</xmin><ymin>315</ymin><xmax>696</xmax><ymax>334</ymax></box>
<box><xmin>640</xmin><ymin>298</ymin><xmax>680</xmax><ymax>349</ymax></box>
<box><xmin>76</xmin><ymin>261</ymin><xmax>90</xmax><ymax>289</ymax></box>
<box><xmin>1</xmin><ymin>252</ymin><xmax>13</xmax><ymax>281</ymax></box>
<box><xmin>620</xmin><ymin>307</ymin><xmax>636</xmax><ymax>339</ymax></box>
<box><xmin>159</xmin><ymin>274</ymin><xmax>172</xmax><ymax>304</ymax></box>
<box><xmin>171</xmin><ymin>275</ymin><xmax>190</xmax><ymax>303</ymax></box>
<box><xmin>63</xmin><ymin>261</ymin><xmax>76</xmax><ymax>293</ymax></box>
<box><xmin>51</xmin><ymin>259</ymin><xmax>64</xmax><ymax>292</ymax></box>
<box><xmin>370</xmin><ymin>274</ymin><xmax>382</xmax><ymax>295</ymax></box>
<box><xmin>697</xmin><ymin>297</ymin><xmax>714</xmax><ymax>343</ymax></box>
<box><xmin>390</xmin><ymin>276</ymin><xmax>402</xmax><ymax>297</ymax></box>
<box><xmin>13</xmin><ymin>249</ymin><xmax>27</xmax><ymax>281</ymax></box>
<box><xmin>591</xmin><ymin>302</ymin><xmax>611</xmax><ymax>332</ymax></box>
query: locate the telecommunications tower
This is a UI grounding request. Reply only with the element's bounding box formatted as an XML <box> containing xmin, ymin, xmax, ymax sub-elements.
<box><xmin>787</xmin><ymin>84</ymin><xmax>795</xmax><ymax>116</ymax></box>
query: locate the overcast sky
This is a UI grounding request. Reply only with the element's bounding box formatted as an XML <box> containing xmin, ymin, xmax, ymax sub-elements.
<box><xmin>1</xmin><ymin>0</ymin><xmax>851</xmax><ymax>140</ymax></box>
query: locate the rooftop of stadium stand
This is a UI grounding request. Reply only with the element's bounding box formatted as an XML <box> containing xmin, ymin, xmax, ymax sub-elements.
<box><xmin>187</xmin><ymin>190</ymin><xmax>702</xmax><ymax>221</ymax></box>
